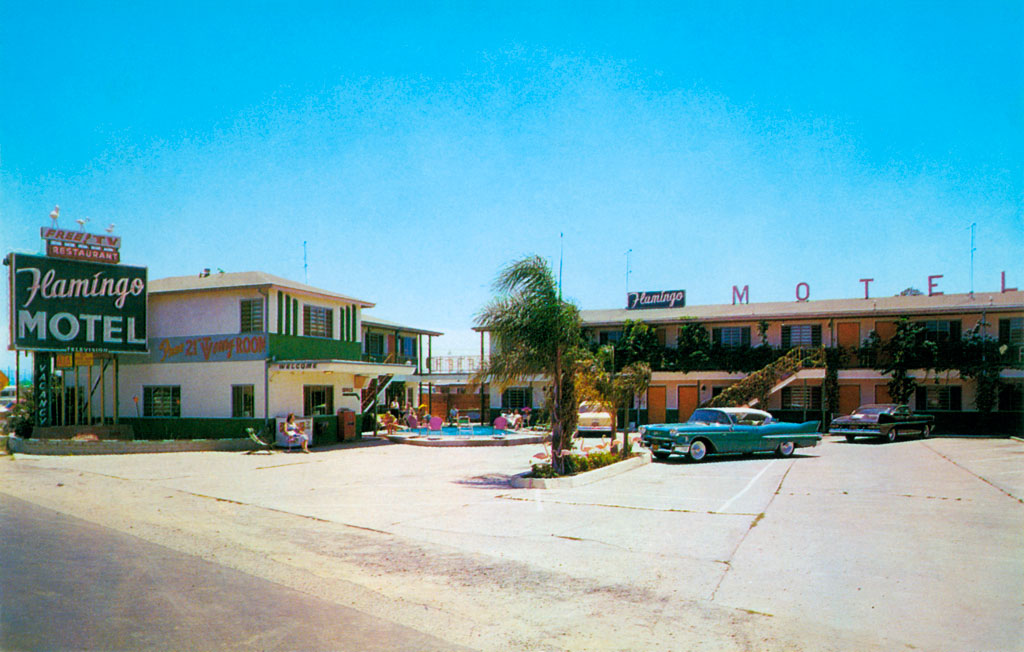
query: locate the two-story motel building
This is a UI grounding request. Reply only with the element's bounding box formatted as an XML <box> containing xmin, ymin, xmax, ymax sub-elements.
<box><xmin>427</xmin><ymin>288</ymin><xmax>1023</xmax><ymax>434</ymax></box>
<box><xmin>113</xmin><ymin>271</ymin><xmax>440</xmax><ymax>441</ymax></box>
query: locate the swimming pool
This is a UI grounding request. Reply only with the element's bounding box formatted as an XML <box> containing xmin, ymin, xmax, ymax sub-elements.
<box><xmin>401</xmin><ymin>425</ymin><xmax>503</xmax><ymax>437</ymax></box>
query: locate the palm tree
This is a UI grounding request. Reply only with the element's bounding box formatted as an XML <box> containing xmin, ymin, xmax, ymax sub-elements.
<box><xmin>473</xmin><ymin>255</ymin><xmax>582</xmax><ymax>473</ymax></box>
<box><xmin>577</xmin><ymin>346</ymin><xmax>651</xmax><ymax>458</ymax></box>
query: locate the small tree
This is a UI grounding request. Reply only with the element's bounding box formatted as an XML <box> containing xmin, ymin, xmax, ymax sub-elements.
<box><xmin>878</xmin><ymin>318</ymin><xmax>925</xmax><ymax>404</ymax></box>
<box><xmin>958</xmin><ymin>323</ymin><xmax>1004</xmax><ymax>413</ymax></box>
<box><xmin>673</xmin><ymin>322</ymin><xmax>712</xmax><ymax>372</ymax></box>
<box><xmin>616</xmin><ymin>320</ymin><xmax>662</xmax><ymax>370</ymax></box>
<box><xmin>577</xmin><ymin>347</ymin><xmax>651</xmax><ymax>459</ymax></box>
<box><xmin>472</xmin><ymin>256</ymin><xmax>582</xmax><ymax>474</ymax></box>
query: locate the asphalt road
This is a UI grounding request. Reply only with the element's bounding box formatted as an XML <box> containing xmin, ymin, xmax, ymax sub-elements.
<box><xmin>1</xmin><ymin>436</ymin><xmax>1022</xmax><ymax>651</ymax></box>
<box><xmin>0</xmin><ymin>492</ymin><xmax>462</xmax><ymax>651</ymax></box>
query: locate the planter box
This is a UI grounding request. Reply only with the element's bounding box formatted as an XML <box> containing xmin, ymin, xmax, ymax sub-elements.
<box><xmin>510</xmin><ymin>451</ymin><xmax>651</xmax><ymax>489</ymax></box>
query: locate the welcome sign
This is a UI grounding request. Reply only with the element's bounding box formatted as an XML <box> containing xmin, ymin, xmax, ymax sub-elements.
<box><xmin>627</xmin><ymin>289</ymin><xmax>686</xmax><ymax>310</ymax></box>
<box><xmin>9</xmin><ymin>253</ymin><xmax>148</xmax><ymax>353</ymax></box>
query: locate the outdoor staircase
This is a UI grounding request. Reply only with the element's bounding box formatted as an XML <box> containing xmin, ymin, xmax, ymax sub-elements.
<box><xmin>707</xmin><ymin>347</ymin><xmax>824</xmax><ymax>409</ymax></box>
<box><xmin>361</xmin><ymin>374</ymin><xmax>394</xmax><ymax>413</ymax></box>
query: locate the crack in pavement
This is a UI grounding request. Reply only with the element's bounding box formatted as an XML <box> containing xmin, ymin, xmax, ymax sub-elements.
<box><xmin>923</xmin><ymin>442</ymin><xmax>1024</xmax><ymax>504</ymax></box>
<box><xmin>708</xmin><ymin>461</ymin><xmax>794</xmax><ymax>602</ymax></box>
<box><xmin>497</xmin><ymin>494</ymin><xmax>759</xmax><ymax>516</ymax></box>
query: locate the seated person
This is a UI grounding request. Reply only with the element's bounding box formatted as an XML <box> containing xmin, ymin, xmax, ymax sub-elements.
<box><xmin>381</xmin><ymin>411</ymin><xmax>397</xmax><ymax>436</ymax></box>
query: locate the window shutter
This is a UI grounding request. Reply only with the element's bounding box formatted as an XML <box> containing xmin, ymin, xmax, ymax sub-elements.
<box><xmin>712</xmin><ymin>328</ymin><xmax>722</xmax><ymax>345</ymax></box>
<box><xmin>741</xmin><ymin>328</ymin><xmax>751</xmax><ymax>347</ymax></box>
<box><xmin>781</xmin><ymin>326</ymin><xmax>791</xmax><ymax>349</ymax></box>
<box><xmin>949</xmin><ymin>320</ymin><xmax>961</xmax><ymax>341</ymax></box>
<box><xmin>811</xmin><ymin>325</ymin><xmax>822</xmax><ymax>347</ymax></box>
<box><xmin>999</xmin><ymin>319</ymin><xmax>1010</xmax><ymax>343</ymax></box>
<box><xmin>915</xmin><ymin>387</ymin><xmax>926</xmax><ymax>410</ymax></box>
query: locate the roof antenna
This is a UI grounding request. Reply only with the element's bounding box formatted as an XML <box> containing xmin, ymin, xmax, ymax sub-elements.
<box><xmin>558</xmin><ymin>232</ymin><xmax>563</xmax><ymax>300</ymax></box>
<box><xmin>625</xmin><ymin>248</ymin><xmax>632</xmax><ymax>295</ymax></box>
<box><xmin>303</xmin><ymin>240</ymin><xmax>308</xmax><ymax>284</ymax></box>
<box><xmin>969</xmin><ymin>222</ymin><xmax>976</xmax><ymax>298</ymax></box>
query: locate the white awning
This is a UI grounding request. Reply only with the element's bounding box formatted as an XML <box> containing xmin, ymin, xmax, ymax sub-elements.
<box><xmin>269</xmin><ymin>359</ymin><xmax>417</xmax><ymax>378</ymax></box>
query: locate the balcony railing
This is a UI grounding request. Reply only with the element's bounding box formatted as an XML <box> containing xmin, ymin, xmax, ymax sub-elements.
<box><xmin>361</xmin><ymin>353</ymin><xmax>418</xmax><ymax>367</ymax></box>
<box><xmin>428</xmin><ymin>355</ymin><xmax>486</xmax><ymax>374</ymax></box>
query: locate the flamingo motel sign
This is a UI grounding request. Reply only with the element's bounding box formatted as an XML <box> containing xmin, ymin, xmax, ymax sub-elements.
<box><xmin>8</xmin><ymin>253</ymin><xmax>148</xmax><ymax>353</ymax></box>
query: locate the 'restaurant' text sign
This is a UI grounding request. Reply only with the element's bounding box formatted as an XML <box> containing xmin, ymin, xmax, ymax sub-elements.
<box><xmin>627</xmin><ymin>289</ymin><xmax>686</xmax><ymax>310</ymax></box>
<box><xmin>9</xmin><ymin>253</ymin><xmax>148</xmax><ymax>352</ymax></box>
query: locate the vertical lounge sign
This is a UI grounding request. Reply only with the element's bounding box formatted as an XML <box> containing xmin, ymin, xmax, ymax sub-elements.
<box><xmin>9</xmin><ymin>253</ymin><xmax>148</xmax><ymax>353</ymax></box>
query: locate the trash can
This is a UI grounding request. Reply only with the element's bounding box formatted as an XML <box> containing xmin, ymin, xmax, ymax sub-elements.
<box><xmin>337</xmin><ymin>408</ymin><xmax>356</xmax><ymax>441</ymax></box>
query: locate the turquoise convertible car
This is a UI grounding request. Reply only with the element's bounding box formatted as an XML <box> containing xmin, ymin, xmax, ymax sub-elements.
<box><xmin>640</xmin><ymin>407</ymin><xmax>821</xmax><ymax>462</ymax></box>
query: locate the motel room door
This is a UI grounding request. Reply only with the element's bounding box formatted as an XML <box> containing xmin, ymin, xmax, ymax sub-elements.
<box><xmin>874</xmin><ymin>384</ymin><xmax>893</xmax><ymax>404</ymax></box>
<box><xmin>838</xmin><ymin>385</ymin><xmax>861</xmax><ymax>416</ymax></box>
<box><xmin>677</xmin><ymin>385</ymin><xmax>699</xmax><ymax>423</ymax></box>
<box><xmin>647</xmin><ymin>386</ymin><xmax>666</xmax><ymax>425</ymax></box>
<box><xmin>837</xmin><ymin>322</ymin><xmax>861</xmax><ymax>364</ymax></box>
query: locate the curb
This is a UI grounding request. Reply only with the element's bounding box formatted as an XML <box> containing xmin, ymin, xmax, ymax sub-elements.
<box><xmin>7</xmin><ymin>437</ymin><xmax>258</xmax><ymax>456</ymax></box>
<box><xmin>509</xmin><ymin>451</ymin><xmax>651</xmax><ymax>489</ymax></box>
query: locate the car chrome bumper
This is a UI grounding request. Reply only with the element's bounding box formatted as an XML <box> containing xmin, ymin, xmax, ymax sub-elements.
<box><xmin>649</xmin><ymin>441</ymin><xmax>689</xmax><ymax>454</ymax></box>
<box><xmin>829</xmin><ymin>427</ymin><xmax>881</xmax><ymax>436</ymax></box>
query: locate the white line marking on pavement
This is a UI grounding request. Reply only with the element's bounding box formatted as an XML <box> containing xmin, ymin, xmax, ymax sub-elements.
<box><xmin>717</xmin><ymin>460</ymin><xmax>777</xmax><ymax>513</ymax></box>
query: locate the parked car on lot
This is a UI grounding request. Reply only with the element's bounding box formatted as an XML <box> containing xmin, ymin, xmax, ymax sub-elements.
<box><xmin>640</xmin><ymin>407</ymin><xmax>821</xmax><ymax>462</ymax></box>
<box><xmin>577</xmin><ymin>402</ymin><xmax>614</xmax><ymax>436</ymax></box>
<box><xmin>829</xmin><ymin>404</ymin><xmax>934</xmax><ymax>443</ymax></box>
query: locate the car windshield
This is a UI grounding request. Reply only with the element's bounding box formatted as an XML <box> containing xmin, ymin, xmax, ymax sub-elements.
<box><xmin>854</xmin><ymin>406</ymin><xmax>892</xmax><ymax>415</ymax></box>
<box><xmin>687</xmin><ymin>409</ymin><xmax>732</xmax><ymax>425</ymax></box>
<box><xmin>579</xmin><ymin>403</ymin><xmax>602</xmax><ymax>414</ymax></box>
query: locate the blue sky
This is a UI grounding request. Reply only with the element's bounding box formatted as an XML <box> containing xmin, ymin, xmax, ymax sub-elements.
<box><xmin>2</xmin><ymin>1</ymin><xmax>1022</xmax><ymax>378</ymax></box>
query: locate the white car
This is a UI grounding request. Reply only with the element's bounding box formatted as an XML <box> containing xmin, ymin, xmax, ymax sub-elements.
<box><xmin>577</xmin><ymin>402</ymin><xmax>614</xmax><ymax>436</ymax></box>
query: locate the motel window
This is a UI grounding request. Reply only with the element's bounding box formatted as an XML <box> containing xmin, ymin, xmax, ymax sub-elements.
<box><xmin>365</xmin><ymin>332</ymin><xmax>385</xmax><ymax>356</ymax></box>
<box><xmin>232</xmin><ymin>385</ymin><xmax>255</xmax><ymax>418</ymax></box>
<box><xmin>999</xmin><ymin>384</ymin><xmax>1023</xmax><ymax>411</ymax></box>
<box><xmin>920</xmin><ymin>320</ymin><xmax>961</xmax><ymax>343</ymax></box>
<box><xmin>303</xmin><ymin>385</ymin><xmax>334</xmax><ymax>416</ymax></box>
<box><xmin>781</xmin><ymin>386</ymin><xmax>822</xmax><ymax>410</ymax></box>
<box><xmin>999</xmin><ymin>318</ymin><xmax>1023</xmax><ymax>345</ymax></box>
<box><xmin>399</xmin><ymin>335</ymin><xmax>417</xmax><ymax>357</ymax></box>
<box><xmin>915</xmin><ymin>386</ymin><xmax>962</xmax><ymax>411</ymax></box>
<box><xmin>303</xmin><ymin>305</ymin><xmax>333</xmax><ymax>338</ymax></box>
<box><xmin>599</xmin><ymin>330</ymin><xmax>622</xmax><ymax>345</ymax></box>
<box><xmin>781</xmin><ymin>324</ymin><xmax>822</xmax><ymax>349</ymax></box>
<box><xmin>999</xmin><ymin>318</ymin><xmax>1023</xmax><ymax>363</ymax></box>
<box><xmin>240</xmin><ymin>299</ymin><xmax>264</xmax><ymax>333</ymax></box>
<box><xmin>143</xmin><ymin>386</ymin><xmax>181</xmax><ymax>417</ymax></box>
<box><xmin>712</xmin><ymin>327</ymin><xmax>751</xmax><ymax>348</ymax></box>
<box><xmin>502</xmin><ymin>387</ymin><xmax>532</xmax><ymax>410</ymax></box>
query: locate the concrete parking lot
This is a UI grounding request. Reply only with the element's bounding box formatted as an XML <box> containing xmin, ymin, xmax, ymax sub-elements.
<box><xmin>2</xmin><ymin>435</ymin><xmax>1022</xmax><ymax>651</ymax></box>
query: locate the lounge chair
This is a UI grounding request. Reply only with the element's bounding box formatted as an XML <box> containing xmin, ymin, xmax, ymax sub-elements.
<box><xmin>245</xmin><ymin>427</ymin><xmax>275</xmax><ymax>455</ymax></box>
<box><xmin>428</xmin><ymin>416</ymin><xmax>443</xmax><ymax>438</ymax></box>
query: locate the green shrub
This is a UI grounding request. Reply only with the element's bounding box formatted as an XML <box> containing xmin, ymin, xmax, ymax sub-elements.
<box><xmin>533</xmin><ymin>450</ymin><xmax>623</xmax><ymax>477</ymax></box>
<box><xmin>531</xmin><ymin>463</ymin><xmax>558</xmax><ymax>478</ymax></box>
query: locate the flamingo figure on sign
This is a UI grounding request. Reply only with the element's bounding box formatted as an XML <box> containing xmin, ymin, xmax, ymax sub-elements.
<box><xmin>105</xmin><ymin>223</ymin><xmax>115</xmax><ymax>234</ymax></box>
<box><xmin>75</xmin><ymin>217</ymin><xmax>90</xmax><ymax>231</ymax></box>
<box><xmin>49</xmin><ymin>205</ymin><xmax>60</xmax><ymax>227</ymax></box>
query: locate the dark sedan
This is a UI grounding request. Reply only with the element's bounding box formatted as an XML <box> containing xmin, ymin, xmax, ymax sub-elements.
<box><xmin>829</xmin><ymin>404</ymin><xmax>934</xmax><ymax>443</ymax></box>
